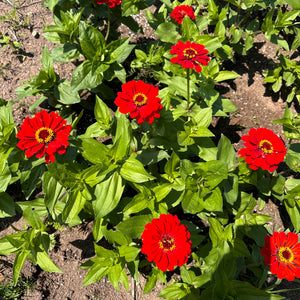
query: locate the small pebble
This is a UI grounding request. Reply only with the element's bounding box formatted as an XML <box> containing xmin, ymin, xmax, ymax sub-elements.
<box><xmin>32</xmin><ymin>30</ymin><xmax>39</xmax><ymax>38</ymax></box>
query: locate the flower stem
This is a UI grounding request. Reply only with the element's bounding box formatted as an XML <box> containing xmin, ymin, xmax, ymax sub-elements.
<box><xmin>286</xmin><ymin>138</ymin><xmax>293</xmax><ymax>151</ymax></box>
<box><xmin>186</xmin><ymin>68</ymin><xmax>190</xmax><ymax>111</ymax></box>
<box><xmin>105</xmin><ymin>7</ymin><xmax>111</xmax><ymax>41</ymax></box>
<box><xmin>234</xmin><ymin>0</ymin><xmax>242</xmax><ymax>28</ymax></box>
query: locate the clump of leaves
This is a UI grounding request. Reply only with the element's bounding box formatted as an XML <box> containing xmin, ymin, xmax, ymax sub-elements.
<box><xmin>0</xmin><ymin>276</ymin><xmax>33</xmax><ymax>300</ymax></box>
<box><xmin>263</xmin><ymin>54</ymin><xmax>300</xmax><ymax>104</ymax></box>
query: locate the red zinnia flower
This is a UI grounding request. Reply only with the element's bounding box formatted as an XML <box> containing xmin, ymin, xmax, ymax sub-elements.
<box><xmin>94</xmin><ymin>0</ymin><xmax>121</xmax><ymax>7</ymax></box>
<box><xmin>16</xmin><ymin>110</ymin><xmax>72</xmax><ymax>164</ymax></box>
<box><xmin>141</xmin><ymin>214</ymin><xmax>192</xmax><ymax>272</ymax></box>
<box><xmin>114</xmin><ymin>80</ymin><xmax>163</xmax><ymax>124</ymax></box>
<box><xmin>170</xmin><ymin>5</ymin><xmax>196</xmax><ymax>25</ymax></box>
<box><xmin>261</xmin><ymin>232</ymin><xmax>300</xmax><ymax>281</ymax></box>
<box><xmin>238</xmin><ymin>128</ymin><xmax>286</xmax><ymax>172</ymax></box>
<box><xmin>170</xmin><ymin>41</ymin><xmax>210</xmax><ymax>73</ymax></box>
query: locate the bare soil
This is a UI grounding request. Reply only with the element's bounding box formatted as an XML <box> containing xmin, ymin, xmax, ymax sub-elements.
<box><xmin>0</xmin><ymin>1</ymin><xmax>300</xmax><ymax>299</ymax></box>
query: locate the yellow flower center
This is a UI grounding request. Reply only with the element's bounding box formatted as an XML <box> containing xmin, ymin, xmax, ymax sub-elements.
<box><xmin>159</xmin><ymin>235</ymin><xmax>176</xmax><ymax>252</ymax></box>
<box><xmin>278</xmin><ymin>247</ymin><xmax>294</xmax><ymax>263</ymax></box>
<box><xmin>35</xmin><ymin>127</ymin><xmax>54</xmax><ymax>143</ymax></box>
<box><xmin>259</xmin><ymin>139</ymin><xmax>273</xmax><ymax>154</ymax></box>
<box><xmin>183</xmin><ymin>48</ymin><xmax>197</xmax><ymax>59</ymax></box>
<box><xmin>133</xmin><ymin>93</ymin><xmax>147</xmax><ymax>107</ymax></box>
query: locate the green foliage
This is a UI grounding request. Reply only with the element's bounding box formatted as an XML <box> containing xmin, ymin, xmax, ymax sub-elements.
<box><xmin>0</xmin><ymin>276</ymin><xmax>33</xmax><ymax>299</ymax></box>
<box><xmin>1</xmin><ymin>0</ymin><xmax>300</xmax><ymax>299</ymax></box>
<box><xmin>263</xmin><ymin>54</ymin><xmax>300</xmax><ymax>104</ymax></box>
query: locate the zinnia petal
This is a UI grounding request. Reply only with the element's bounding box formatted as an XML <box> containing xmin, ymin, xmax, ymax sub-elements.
<box><xmin>170</xmin><ymin>5</ymin><xmax>196</xmax><ymax>25</ymax></box>
<box><xmin>94</xmin><ymin>0</ymin><xmax>122</xmax><ymax>7</ymax></box>
<box><xmin>16</xmin><ymin>110</ymin><xmax>71</xmax><ymax>163</ymax></box>
<box><xmin>238</xmin><ymin>128</ymin><xmax>286</xmax><ymax>172</ymax></box>
<box><xmin>141</xmin><ymin>214</ymin><xmax>192</xmax><ymax>272</ymax></box>
<box><xmin>261</xmin><ymin>232</ymin><xmax>300</xmax><ymax>281</ymax></box>
<box><xmin>114</xmin><ymin>80</ymin><xmax>162</xmax><ymax>124</ymax></box>
<box><xmin>170</xmin><ymin>41</ymin><xmax>210</xmax><ymax>73</ymax></box>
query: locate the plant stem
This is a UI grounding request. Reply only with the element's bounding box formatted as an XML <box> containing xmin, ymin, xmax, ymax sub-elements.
<box><xmin>234</xmin><ymin>0</ymin><xmax>242</xmax><ymax>28</ymax></box>
<box><xmin>186</xmin><ymin>68</ymin><xmax>190</xmax><ymax>111</ymax></box>
<box><xmin>286</xmin><ymin>138</ymin><xmax>293</xmax><ymax>152</ymax></box>
<box><xmin>105</xmin><ymin>7</ymin><xmax>110</xmax><ymax>41</ymax></box>
<box><xmin>228</xmin><ymin>162</ymin><xmax>242</xmax><ymax>171</ymax></box>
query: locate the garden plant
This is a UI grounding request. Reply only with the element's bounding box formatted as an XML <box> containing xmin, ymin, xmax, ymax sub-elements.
<box><xmin>1</xmin><ymin>0</ymin><xmax>300</xmax><ymax>298</ymax></box>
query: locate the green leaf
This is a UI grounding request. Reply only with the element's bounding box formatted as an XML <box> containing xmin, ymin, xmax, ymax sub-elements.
<box><xmin>36</xmin><ymin>251</ymin><xmax>63</xmax><ymax>273</ymax></box>
<box><xmin>79</xmin><ymin>22</ymin><xmax>105</xmax><ymax>61</ymax></box>
<box><xmin>62</xmin><ymin>190</ymin><xmax>86</xmax><ymax>224</ymax></box>
<box><xmin>13</xmin><ymin>251</ymin><xmax>29</xmax><ymax>284</ymax></box>
<box><xmin>21</xmin><ymin>161</ymin><xmax>47</xmax><ymax>199</ymax></box>
<box><xmin>201</xmin><ymin>187</ymin><xmax>223</xmax><ymax>212</ymax></box>
<box><xmin>192</xmin><ymin>107</ymin><xmax>212</xmax><ymax>127</ymax></box>
<box><xmin>194</xmin><ymin>35</ymin><xmax>222</xmax><ymax>53</ymax></box>
<box><xmin>121</xmin><ymin>0</ymin><xmax>147</xmax><ymax>17</ymax></box>
<box><xmin>71</xmin><ymin>60</ymin><xmax>102</xmax><ymax>91</ymax></box>
<box><xmin>235</xmin><ymin>192</ymin><xmax>257</xmax><ymax>219</ymax></box>
<box><xmin>272</xmin><ymin>76</ymin><xmax>282</xmax><ymax>93</ymax></box>
<box><xmin>93</xmin><ymin>218</ymin><xmax>104</xmax><ymax>243</ymax></box>
<box><xmin>77</xmin><ymin>137</ymin><xmax>109</xmax><ymax>164</ymax></box>
<box><xmin>82</xmin><ymin>164</ymin><xmax>117</xmax><ymax>187</ymax></box>
<box><xmin>155</xmin><ymin>23</ymin><xmax>180</xmax><ymax>43</ymax></box>
<box><xmin>82</xmin><ymin>264</ymin><xmax>109</xmax><ymax>286</ymax></box>
<box><xmin>285</xmin><ymin>201</ymin><xmax>300</xmax><ymax>232</ymax></box>
<box><xmin>93</xmin><ymin>171</ymin><xmax>124</xmax><ymax>219</ymax></box>
<box><xmin>197</xmin><ymin>160</ymin><xmax>228</xmax><ymax>189</ymax></box>
<box><xmin>232</xmin><ymin>280</ymin><xmax>285</xmax><ymax>299</ymax></box>
<box><xmin>0</xmin><ymin>232</ymin><xmax>23</xmax><ymax>255</ymax></box>
<box><xmin>108</xmin><ymin>38</ymin><xmax>135</xmax><ymax>64</ymax></box>
<box><xmin>103</xmin><ymin>229</ymin><xmax>131</xmax><ymax>246</ymax></box>
<box><xmin>287</xmin><ymin>0</ymin><xmax>300</xmax><ymax>9</ymax></box>
<box><xmin>43</xmin><ymin>172</ymin><xmax>65</xmax><ymax>217</ymax></box>
<box><xmin>110</xmin><ymin>114</ymin><xmax>132</xmax><ymax>162</ymax></box>
<box><xmin>23</xmin><ymin>207</ymin><xmax>46</xmax><ymax>230</ymax></box>
<box><xmin>94</xmin><ymin>96</ymin><xmax>111</xmax><ymax>126</ymax></box>
<box><xmin>55</xmin><ymin>79</ymin><xmax>81</xmax><ymax>105</ymax></box>
<box><xmin>217</xmin><ymin>134</ymin><xmax>236</xmax><ymax>169</ymax></box>
<box><xmin>214</xmin><ymin>71</ymin><xmax>240</xmax><ymax>82</ymax></box>
<box><xmin>209</xmin><ymin>218</ymin><xmax>224</xmax><ymax>247</ymax></box>
<box><xmin>292</xmin><ymin>28</ymin><xmax>300</xmax><ymax>50</ymax></box>
<box><xmin>164</xmin><ymin>151</ymin><xmax>180</xmax><ymax>179</ymax></box>
<box><xmin>51</xmin><ymin>43</ymin><xmax>81</xmax><ymax>62</ymax></box>
<box><xmin>180</xmin><ymin>266</ymin><xmax>197</xmax><ymax>285</ymax></box>
<box><xmin>195</xmin><ymin>15</ymin><xmax>209</xmax><ymax>32</ymax></box>
<box><xmin>182</xmin><ymin>190</ymin><xmax>203</xmax><ymax>214</ymax></box>
<box><xmin>136</xmin><ymin>149</ymin><xmax>169</xmax><ymax>166</ymax></box>
<box><xmin>189</xmin><ymin>126</ymin><xmax>214</xmax><ymax>138</ymax></box>
<box><xmin>270</xmin><ymin>35</ymin><xmax>289</xmax><ymax>51</ymax></box>
<box><xmin>214</xmin><ymin>20</ymin><xmax>226</xmax><ymax>42</ymax></box>
<box><xmin>107</xmin><ymin>263</ymin><xmax>122</xmax><ymax>291</ymax></box>
<box><xmin>283</xmin><ymin>71</ymin><xmax>296</xmax><ymax>87</ymax></box>
<box><xmin>116</xmin><ymin>215</ymin><xmax>152</xmax><ymax>239</ymax></box>
<box><xmin>158</xmin><ymin>283</ymin><xmax>188</xmax><ymax>299</ymax></box>
<box><xmin>182</xmin><ymin>16</ymin><xmax>199</xmax><ymax>41</ymax></box>
<box><xmin>47</xmin><ymin>160</ymin><xmax>81</xmax><ymax>189</ymax></box>
<box><xmin>120</xmin><ymin>156</ymin><xmax>155</xmax><ymax>183</ymax></box>
<box><xmin>229</xmin><ymin>25</ymin><xmax>242</xmax><ymax>44</ymax></box>
<box><xmin>0</xmin><ymin>192</ymin><xmax>15</xmax><ymax>218</ymax></box>
<box><xmin>286</xmin><ymin>144</ymin><xmax>300</xmax><ymax>172</ymax></box>
<box><xmin>44</xmin><ymin>0</ymin><xmax>60</xmax><ymax>10</ymax></box>
<box><xmin>118</xmin><ymin>245</ymin><xmax>140</xmax><ymax>262</ymax></box>
<box><xmin>41</xmin><ymin>46</ymin><xmax>56</xmax><ymax>79</ymax></box>
<box><xmin>223</xmin><ymin>174</ymin><xmax>239</xmax><ymax>205</ymax></box>
<box><xmin>94</xmin><ymin>244</ymin><xmax>118</xmax><ymax>258</ymax></box>
<box><xmin>144</xmin><ymin>268</ymin><xmax>159</xmax><ymax>294</ymax></box>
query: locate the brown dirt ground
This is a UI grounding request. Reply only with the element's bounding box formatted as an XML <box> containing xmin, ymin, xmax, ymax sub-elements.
<box><xmin>0</xmin><ymin>1</ymin><xmax>300</xmax><ymax>299</ymax></box>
